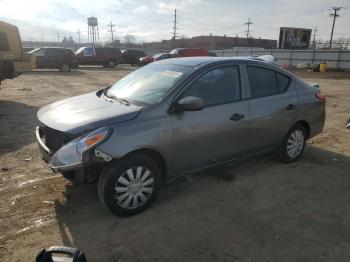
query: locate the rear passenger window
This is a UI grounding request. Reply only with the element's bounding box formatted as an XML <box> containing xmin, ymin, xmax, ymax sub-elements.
<box><xmin>276</xmin><ymin>72</ymin><xmax>291</xmax><ymax>93</ymax></box>
<box><xmin>181</xmin><ymin>66</ymin><xmax>241</xmax><ymax>107</ymax></box>
<box><xmin>46</xmin><ymin>49</ymin><xmax>58</xmax><ymax>56</ymax></box>
<box><xmin>247</xmin><ymin>66</ymin><xmax>278</xmax><ymax>99</ymax></box>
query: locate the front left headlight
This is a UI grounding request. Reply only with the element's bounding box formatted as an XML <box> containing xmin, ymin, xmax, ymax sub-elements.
<box><xmin>49</xmin><ymin>127</ymin><xmax>112</xmax><ymax>171</ymax></box>
<box><xmin>76</xmin><ymin>127</ymin><xmax>111</xmax><ymax>155</ymax></box>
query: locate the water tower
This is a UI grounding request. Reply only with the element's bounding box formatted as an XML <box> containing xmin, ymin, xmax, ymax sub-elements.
<box><xmin>87</xmin><ymin>17</ymin><xmax>100</xmax><ymax>45</ymax></box>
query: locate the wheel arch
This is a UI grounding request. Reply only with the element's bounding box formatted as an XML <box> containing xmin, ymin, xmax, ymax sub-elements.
<box><xmin>124</xmin><ymin>148</ymin><xmax>167</xmax><ymax>180</ymax></box>
<box><xmin>295</xmin><ymin>120</ymin><xmax>311</xmax><ymax>139</ymax></box>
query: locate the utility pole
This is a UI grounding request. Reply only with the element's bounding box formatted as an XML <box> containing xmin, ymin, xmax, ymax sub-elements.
<box><xmin>329</xmin><ymin>7</ymin><xmax>342</xmax><ymax>49</ymax></box>
<box><xmin>312</xmin><ymin>26</ymin><xmax>318</xmax><ymax>49</ymax></box>
<box><xmin>107</xmin><ymin>21</ymin><xmax>116</xmax><ymax>42</ymax></box>
<box><xmin>311</xmin><ymin>26</ymin><xmax>318</xmax><ymax>63</ymax></box>
<box><xmin>77</xmin><ymin>28</ymin><xmax>81</xmax><ymax>43</ymax></box>
<box><xmin>41</xmin><ymin>32</ymin><xmax>44</xmax><ymax>41</ymax></box>
<box><xmin>244</xmin><ymin>17</ymin><xmax>253</xmax><ymax>47</ymax></box>
<box><xmin>172</xmin><ymin>9</ymin><xmax>178</xmax><ymax>48</ymax></box>
<box><xmin>57</xmin><ymin>32</ymin><xmax>60</xmax><ymax>42</ymax></box>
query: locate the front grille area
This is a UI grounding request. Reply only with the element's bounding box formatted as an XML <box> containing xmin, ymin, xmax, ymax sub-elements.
<box><xmin>40</xmin><ymin>124</ymin><xmax>77</xmax><ymax>153</ymax></box>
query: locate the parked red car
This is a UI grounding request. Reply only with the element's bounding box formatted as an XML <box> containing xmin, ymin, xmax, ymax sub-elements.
<box><xmin>139</xmin><ymin>55</ymin><xmax>154</xmax><ymax>65</ymax></box>
<box><xmin>139</xmin><ymin>53</ymin><xmax>176</xmax><ymax>65</ymax></box>
<box><xmin>170</xmin><ymin>48</ymin><xmax>208</xmax><ymax>57</ymax></box>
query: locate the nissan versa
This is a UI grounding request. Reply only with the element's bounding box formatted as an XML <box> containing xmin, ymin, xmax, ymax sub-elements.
<box><xmin>36</xmin><ymin>57</ymin><xmax>326</xmax><ymax>216</ymax></box>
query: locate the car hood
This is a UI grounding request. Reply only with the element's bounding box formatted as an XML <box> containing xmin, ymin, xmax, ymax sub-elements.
<box><xmin>37</xmin><ymin>91</ymin><xmax>142</xmax><ymax>134</ymax></box>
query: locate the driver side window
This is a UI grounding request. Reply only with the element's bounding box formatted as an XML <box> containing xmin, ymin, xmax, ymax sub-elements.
<box><xmin>84</xmin><ymin>47</ymin><xmax>95</xmax><ymax>56</ymax></box>
<box><xmin>181</xmin><ymin>66</ymin><xmax>241</xmax><ymax>107</ymax></box>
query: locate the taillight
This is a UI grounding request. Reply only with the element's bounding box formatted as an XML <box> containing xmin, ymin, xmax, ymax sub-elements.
<box><xmin>315</xmin><ymin>92</ymin><xmax>326</xmax><ymax>102</ymax></box>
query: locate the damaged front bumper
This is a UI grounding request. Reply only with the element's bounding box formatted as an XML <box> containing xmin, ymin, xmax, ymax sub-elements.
<box><xmin>35</xmin><ymin>126</ymin><xmax>113</xmax><ymax>173</ymax></box>
<box><xmin>36</xmin><ymin>126</ymin><xmax>85</xmax><ymax>172</ymax></box>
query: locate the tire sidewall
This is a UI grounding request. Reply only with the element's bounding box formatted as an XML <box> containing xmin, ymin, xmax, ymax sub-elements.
<box><xmin>60</xmin><ymin>63</ymin><xmax>70</xmax><ymax>72</ymax></box>
<box><xmin>108</xmin><ymin>60</ymin><xmax>116</xmax><ymax>68</ymax></box>
<box><xmin>281</xmin><ymin>124</ymin><xmax>306</xmax><ymax>163</ymax></box>
<box><xmin>99</xmin><ymin>154</ymin><xmax>162</xmax><ymax>216</ymax></box>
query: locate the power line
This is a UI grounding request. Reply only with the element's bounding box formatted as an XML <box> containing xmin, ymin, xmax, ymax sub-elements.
<box><xmin>329</xmin><ymin>6</ymin><xmax>342</xmax><ymax>49</ymax></box>
<box><xmin>107</xmin><ymin>21</ymin><xmax>116</xmax><ymax>42</ymax></box>
<box><xmin>244</xmin><ymin>17</ymin><xmax>253</xmax><ymax>47</ymax></box>
<box><xmin>172</xmin><ymin>9</ymin><xmax>178</xmax><ymax>48</ymax></box>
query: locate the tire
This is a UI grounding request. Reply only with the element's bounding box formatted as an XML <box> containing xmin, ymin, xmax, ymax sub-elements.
<box><xmin>277</xmin><ymin>124</ymin><xmax>306</xmax><ymax>163</ymax></box>
<box><xmin>59</xmin><ymin>63</ymin><xmax>71</xmax><ymax>72</ymax></box>
<box><xmin>107</xmin><ymin>60</ymin><xmax>116</xmax><ymax>68</ymax></box>
<box><xmin>98</xmin><ymin>153</ymin><xmax>162</xmax><ymax>216</ymax></box>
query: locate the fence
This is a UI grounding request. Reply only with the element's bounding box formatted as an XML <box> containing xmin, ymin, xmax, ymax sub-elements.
<box><xmin>213</xmin><ymin>49</ymin><xmax>350</xmax><ymax>70</ymax></box>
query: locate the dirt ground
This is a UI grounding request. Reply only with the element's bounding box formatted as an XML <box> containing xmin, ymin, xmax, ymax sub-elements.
<box><xmin>1</xmin><ymin>66</ymin><xmax>350</xmax><ymax>262</ymax></box>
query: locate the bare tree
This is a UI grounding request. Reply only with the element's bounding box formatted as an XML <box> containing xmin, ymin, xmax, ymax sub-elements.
<box><xmin>123</xmin><ymin>34</ymin><xmax>136</xmax><ymax>47</ymax></box>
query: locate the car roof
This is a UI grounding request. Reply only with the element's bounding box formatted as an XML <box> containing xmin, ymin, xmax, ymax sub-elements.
<box><xmin>41</xmin><ymin>47</ymin><xmax>67</xmax><ymax>49</ymax></box>
<box><xmin>155</xmin><ymin>56</ymin><xmax>278</xmax><ymax>68</ymax></box>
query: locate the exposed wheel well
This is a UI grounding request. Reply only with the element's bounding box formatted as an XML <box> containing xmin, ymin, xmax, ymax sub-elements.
<box><xmin>125</xmin><ymin>149</ymin><xmax>167</xmax><ymax>180</ymax></box>
<box><xmin>295</xmin><ymin>120</ymin><xmax>311</xmax><ymax>139</ymax></box>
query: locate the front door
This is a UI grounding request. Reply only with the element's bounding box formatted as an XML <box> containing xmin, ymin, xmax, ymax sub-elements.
<box><xmin>170</xmin><ymin>65</ymin><xmax>250</xmax><ymax>174</ymax></box>
<box><xmin>34</xmin><ymin>48</ymin><xmax>48</xmax><ymax>68</ymax></box>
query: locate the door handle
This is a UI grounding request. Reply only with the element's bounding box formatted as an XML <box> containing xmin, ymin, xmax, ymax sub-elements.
<box><xmin>230</xmin><ymin>113</ymin><xmax>244</xmax><ymax>121</ymax></box>
<box><xmin>286</xmin><ymin>104</ymin><xmax>296</xmax><ymax>110</ymax></box>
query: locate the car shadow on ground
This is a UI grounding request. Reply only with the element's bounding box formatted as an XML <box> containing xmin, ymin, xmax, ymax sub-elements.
<box><xmin>0</xmin><ymin>100</ymin><xmax>38</xmax><ymax>155</ymax></box>
<box><xmin>25</xmin><ymin>70</ymin><xmax>87</xmax><ymax>76</ymax></box>
<box><xmin>53</xmin><ymin>146</ymin><xmax>350</xmax><ymax>261</ymax></box>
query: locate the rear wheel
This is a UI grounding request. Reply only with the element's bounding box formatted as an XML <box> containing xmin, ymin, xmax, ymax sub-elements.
<box><xmin>98</xmin><ymin>153</ymin><xmax>161</xmax><ymax>216</ymax></box>
<box><xmin>107</xmin><ymin>60</ymin><xmax>116</xmax><ymax>68</ymax></box>
<box><xmin>59</xmin><ymin>63</ymin><xmax>71</xmax><ymax>72</ymax></box>
<box><xmin>277</xmin><ymin>124</ymin><xmax>306</xmax><ymax>163</ymax></box>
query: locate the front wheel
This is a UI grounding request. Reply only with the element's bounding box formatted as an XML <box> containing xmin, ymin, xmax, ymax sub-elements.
<box><xmin>98</xmin><ymin>154</ymin><xmax>162</xmax><ymax>216</ymax></box>
<box><xmin>59</xmin><ymin>63</ymin><xmax>71</xmax><ymax>72</ymax></box>
<box><xmin>277</xmin><ymin>124</ymin><xmax>306</xmax><ymax>163</ymax></box>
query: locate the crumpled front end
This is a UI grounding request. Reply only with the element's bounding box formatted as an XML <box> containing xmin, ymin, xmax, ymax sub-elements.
<box><xmin>36</xmin><ymin>125</ymin><xmax>113</xmax><ymax>174</ymax></box>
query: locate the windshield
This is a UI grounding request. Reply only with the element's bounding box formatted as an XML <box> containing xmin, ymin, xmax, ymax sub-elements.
<box><xmin>28</xmin><ymin>48</ymin><xmax>40</xmax><ymax>54</ymax></box>
<box><xmin>153</xmin><ymin>54</ymin><xmax>164</xmax><ymax>59</ymax></box>
<box><xmin>106</xmin><ymin>63</ymin><xmax>192</xmax><ymax>105</ymax></box>
<box><xmin>75</xmin><ymin>47</ymin><xmax>85</xmax><ymax>54</ymax></box>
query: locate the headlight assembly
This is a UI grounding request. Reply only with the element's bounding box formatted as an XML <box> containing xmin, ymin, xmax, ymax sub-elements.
<box><xmin>49</xmin><ymin>127</ymin><xmax>112</xmax><ymax>171</ymax></box>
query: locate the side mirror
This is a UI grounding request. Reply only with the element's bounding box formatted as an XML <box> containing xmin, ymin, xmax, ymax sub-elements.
<box><xmin>175</xmin><ymin>96</ymin><xmax>204</xmax><ymax>112</ymax></box>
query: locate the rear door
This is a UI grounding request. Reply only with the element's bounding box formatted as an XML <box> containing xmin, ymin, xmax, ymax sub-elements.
<box><xmin>45</xmin><ymin>48</ymin><xmax>62</xmax><ymax>68</ymax></box>
<box><xmin>170</xmin><ymin>65</ymin><xmax>250</xmax><ymax>173</ymax></box>
<box><xmin>94</xmin><ymin>48</ymin><xmax>104</xmax><ymax>64</ymax></box>
<box><xmin>246</xmin><ymin>65</ymin><xmax>297</xmax><ymax>152</ymax></box>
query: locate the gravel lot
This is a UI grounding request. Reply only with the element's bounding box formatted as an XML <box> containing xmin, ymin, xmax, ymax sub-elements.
<box><xmin>0</xmin><ymin>66</ymin><xmax>350</xmax><ymax>262</ymax></box>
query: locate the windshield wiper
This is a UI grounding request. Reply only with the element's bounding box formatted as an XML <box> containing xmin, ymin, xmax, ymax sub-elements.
<box><xmin>104</xmin><ymin>92</ymin><xmax>130</xmax><ymax>106</ymax></box>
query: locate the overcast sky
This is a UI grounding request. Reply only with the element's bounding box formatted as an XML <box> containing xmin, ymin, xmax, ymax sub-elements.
<box><xmin>0</xmin><ymin>0</ymin><xmax>349</xmax><ymax>43</ymax></box>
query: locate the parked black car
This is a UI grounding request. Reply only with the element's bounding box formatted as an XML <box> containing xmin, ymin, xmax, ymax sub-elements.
<box><xmin>120</xmin><ymin>49</ymin><xmax>146</xmax><ymax>65</ymax></box>
<box><xmin>29</xmin><ymin>47</ymin><xmax>79</xmax><ymax>72</ymax></box>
